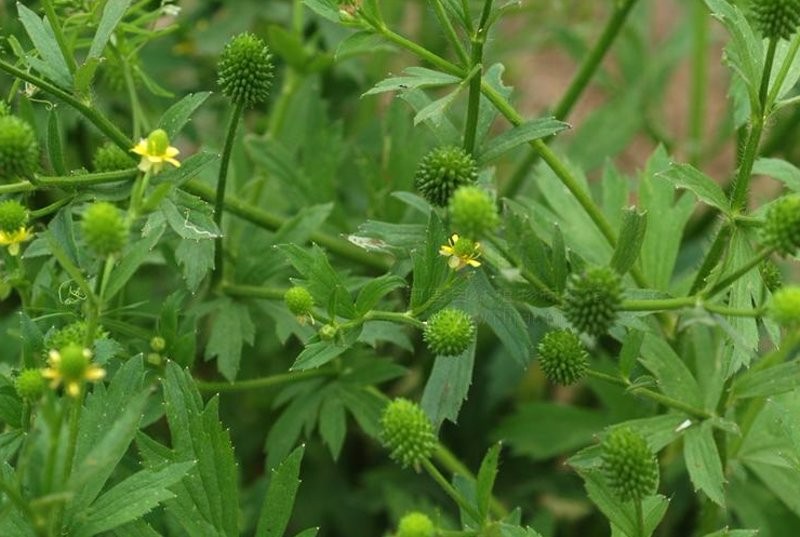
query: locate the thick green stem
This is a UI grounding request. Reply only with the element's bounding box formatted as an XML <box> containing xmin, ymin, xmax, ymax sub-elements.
<box><xmin>213</xmin><ymin>103</ymin><xmax>244</xmax><ymax>287</ymax></box>
<box><xmin>621</xmin><ymin>297</ymin><xmax>697</xmax><ymax>312</ymax></box>
<box><xmin>759</xmin><ymin>37</ymin><xmax>779</xmax><ymax>111</ymax></box>
<box><xmin>690</xmin><ymin>225</ymin><xmax>732</xmax><ymax>295</ymax></box>
<box><xmin>462</xmin><ymin>0</ymin><xmax>493</xmax><ymax>155</ymax></box>
<box><xmin>0</xmin><ymin>168</ymin><xmax>137</xmax><ymax>195</ymax></box>
<box><xmin>635</xmin><ymin>499</ymin><xmax>645</xmax><ymax>537</ymax></box>
<box><xmin>421</xmin><ymin>458</ymin><xmax>482</xmax><ymax>522</ymax></box>
<box><xmin>196</xmin><ymin>369</ymin><xmax>332</xmax><ymax>392</ymax></box>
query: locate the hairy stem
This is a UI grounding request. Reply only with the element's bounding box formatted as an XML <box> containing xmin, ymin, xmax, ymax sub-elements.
<box><xmin>196</xmin><ymin>369</ymin><xmax>333</xmax><ymax>392</ymax></box>
<box><xmin>422</xmin><ymin>458</ymin><xmax>482</xmax><ymax>522</ymax></box>
<box><xmin>462</xmin><ymin>0</ymin><xmax>493</xmax><ymax>154</ymax></box>
<box><xmin>213</xmin><ymin>103</ymin><xmax>244</xmax><ymax>287</ymax></box>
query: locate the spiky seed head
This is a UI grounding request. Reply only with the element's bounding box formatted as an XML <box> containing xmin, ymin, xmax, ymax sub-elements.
<box><xmin>0</xmin><ymin>116</ymin><xmax>39</xmax><ymax>180</ymax></box>
<box><xmin>752</xmin><ymin>0</ymin><xmax>800</xmax><ymax>40</ymax></box>
<box><xmin>760</xmin><ymin>261</ymin><xmax>783</xmax><ymax>292</ymax></box>
<box><xmin>563</xmin><ymin>266</ymin><xmax>622</xmax><ymax>337</ymax></box>
<box><xmin>44</xmin><ymin>321</ymin><xmax>103</xmax><ymax>353</ymax></box>
<box><xmin>601</xmin><ymin>427</ymin><xmax>659</xmax><ymax>502</ymax></box>
<box><xmin>448</xmin><ymin>186</ymin><xmax>499</xmax><ymax>239</ymax></box>
<box><xmin>0</xmin><ymin>199</ymin><xmax>29</xmax><ymax>233</ymax></box>
<box><xmin>423</xmin><ymin>308</ymin><xmax>475</xmax><ymax>356</ymax></box>
<box><xmin>217</xmin><ymin>33</ymin><xmax>274</xmax><ymax>108</ymax></box>
<box><xmin>396</xmin><ymin>512</ymin><xmax>435</xmax><ymax>537</ymax></box>
<box><xmin>537</xmin><ymin>330</ymin><xmax>589</xmax><ymax>385</ymax></box>
<box><xmin>93</xmin><ymin>142</ymin><xmax>135</xmax><ymax>172</ymax></box>
<box><xmin>82</xmin><ymin>202</ymin><xmax>128</xmax><ymax>256</ymax></box>
<box><xmin>284</xmin><ymin>286</ymin><xmax>315</xmax><ymax>316</ymax></box>
<box><xmin>415</xmin><ymin>146</ymin><xmax>478</xmax><ymax>207</ymax></box>
<box><xmin>380</xmin><ymin>398</ymin><xmax>437</xmax><ymax>468</ymax></box>
<box><xmin>770</xmin><ymin>286</ymin><xmax>800</xmax><ymax>328</ymax></box>
<box><xmin>762</xmin><ymin>195</ymin><xmax>800</xmax><ymax>256</ymax></box>
<box><xmin>15</xmin><ymin>369</ymin><xmax>45</xmax><ymax>400</ymax></box>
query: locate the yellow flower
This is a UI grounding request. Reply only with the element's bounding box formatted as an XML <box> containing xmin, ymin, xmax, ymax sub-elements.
<box><xmin>42</xmin><ymin>344</ymin><xmax>106</xmax><ymax>398</ymax></box>
<box><xmin>0</xmin><ymin>227</ymin><xmax>33</xmax><ymax>256</ymax></box>
<box><xmin>439</xmin><ymin>233</ymin><xmax>482</xmax><ymax>270</ymax></box>
<box><xmin>130</xmin><ymin>128</ymin><xmax>181</xmax><ymax>174</ymax></box>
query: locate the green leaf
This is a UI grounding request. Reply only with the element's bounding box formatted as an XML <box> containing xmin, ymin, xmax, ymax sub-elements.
<box><xmin>702</xmin><ymin>531</ymin><xmax>758</xmax><ymax>537</ymax></box>
<box><xmin>413</xmin><ymin>86</ymin><xmax>462</xmax><ymax>126</ymax></box>
<box><xmin>421</xmin><ymin>339</ymin><xmax>476</xmax><ymax>427</ymax></box>
<box><xmin>478</xmin><ymin>117</ymin><xmax>569</xmax><ymax>164</ymax></box>
<box><xmin>639</xmin><ymin>334</ymin><xmax>703</xmax><ymax>409</ymax></box>
<box><xmin>88</xmin><ymin>0</ymin><xmax>132</xmax><ymax>59</ymax></box>
<box><xmin>499</xmin><ymin>524</ymin><xmax>544</xmax><ymax>537</ymax></box>
<box><xmin>74</xmin><ymin>462</ymin><xmax>193</xmax><ymax>537</ymax></box>
<box><xmin>104</xmin><ymin>224</ymin><xmax>165</xmax><ymax>301</ymax></box>
<box><xmin>204</xmin><ymin>298</ymin><xmax>255</xmax><ymax>380</ymax></box>
<box><xmin>684</xmin><ymin>421</ymin><xmax>726</xmax><ymax>507</ymax></box>
<box><xmin>17</xmin><ymin>2</ymin><xmax>72</xmax><ymax>87</ymax></box>
<box><xmin>293</xmin><ymin>529</ymin><xmax>320</xmax><ymax>537</ymax></box>
<box><xmin>410</xmin><ymin>212</ymin><xmax>449</xmax><ymax>314</ymax></box>
<box><xmin>335</xmin><ymin>31</ymin><xmax>392</xmax><ymax>60</ymax></box>
<box><xmin>158</xmin><ymin>92</ymin><xmax>212</xmax><ymax>138</ymax></box>
<box><xmin>73</xmin><ymin>56</ymin><xmax>101</xmax><ymax>97</ymax></box>
<box><xmin>618</xmin><ymin>329</ymin><xmax>645</xmax><ymax>380</ymax></box>
<box><xmin>256</xmin><ymin>445</ymin><xmax>305</xmax><ymax>537</ymax></box>
<box><xmin>175</xmin><ymin>238</ymin><xmax>215</xmax><ymax>292</ymax></box>
<box><xmin>660</xmin><ymin>163</ymin><xmax>731</xmax><ymax>214</ymax></box>
<box><xmin>303</xmin><ymin>0</ymin><xmax>340</xmax><ymax>22</ymax></box>
<box><xmin>278</xmin><ymin>243</ymin><xmax>354</xmax><ymax>319</ymax></box>
<box><xmin>364</xmin><ymin>66</ymin><xmax>461</xmax><ymax>96</ymax></box>
<box><xmin>156</xmin><ymin>151</ymin><xmax>218</xmax><ymax>187</ymax></box>
<box><xmin>733</xmin><ymin>360</ymin><xmax>800</xmax><ymax>399</ymax></box>
<box><xmin>610</xmin><ymin>208</ymin><xmax>648</xmax><ymax>275</ymax></box>
<box><xmin>47</xmin><ymin>109</ymin><xmax>65</xmax><ymax>175</ymax></box>
<box><xmin>476</xmin><ymin>443</ymin><xmax>502</xmax><ymax>523</ymax></box>
<box><xmin>354</xmin><ymin>274</ymin><xmax>406</xmax><ymax>316</ymax></box>
<box><xmin>583</xmin><ymin>471</ymin><xmax>669</xmax><ymax>537</ymax></box>
<box><xmin>291</xmin><ymin>340</ymin><xmax>349</xmax><ymax>371</ymax></box>
<box><xmin>161</xmin><ymin>193</ymin><xmax>221</xmax><ymax>240</ymax></box>
<box><xmin>0</xmin><ymin>388</ymin><xmax>21</xmax><ymax>428</ymax></box>
<box><xmin>319</xmin><ymin>396</ymin><xmax>347</xmax><ymax>459</ymax></box>
<box><xmin>268</xmin><ymin>25</ymin><xmax>308</xmax><ymax>69</ymax></box>
<box><xmin>753</xmin><ymin>157</ymin><xmax>800</xmax><ymax>192</ymax></box>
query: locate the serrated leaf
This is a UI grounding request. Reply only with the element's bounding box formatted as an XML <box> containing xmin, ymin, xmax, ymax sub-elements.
<box><xmin>583</xmin><ymin>471</ymin><xmax>669</xmax><ymax>537</ymax></box>
<box><xmin>619</xmin><ymin>329</ymin><xmax>645</xmax><ymax>379</ymax></box>
<box><xmin>702</xmin><ymin>530</ymin><xmax>758</xmax><ymax>537</ymax></box>
<box><xmin>303</xmin><ymin>0</ymin><xmax>340</xmax><ymax>23</ymax></box>
<box><xmin>354</xmin><ymin>274</ymin><xmax>406</xmax><ymax>315</ymax></box>
<box><xmin>684</xmin><ymin>421</ymin><xmax>726</xmax><ymax>507</ymax></box>
<box><xmin>88</xmin><ymin>0</ymin><xmax>132</xmax><ymax>59</ymax></box>
<box><xmin>363</xmin><ymin>66</ymin><xmax>460</xmax><ymax>96</ymax></box>
<box><xmin>47</xmin><ymin>109</ymin><xmax>65</xmax><ymax>175</ymax></box>
<box><xmin>660</xmin><ymin>163</ymin><xmax>731</xmax><ymax>214</ymax></box>
<box><xmin>175</xmin><ymin>238</ymin><xmax>215</xmax><ymax>291</ymax></box>
<box><xmin>478</xmin><ymin>117</ymin><xmax>569</xmax><ymax>164</ymax></box>
<box><xmin>753</xmin><ymin>157</ymin><xmax>800</xmax><ymax>192</ymax></box>
<box><xmin>256</xmin><ymin>445</ymin><xmax>306</xmax><ymax>537</ymax></box>
<box><xmin>733</xmin><ymin>360</ymin><xmax>800</xmax><ymax>399</ymax></box>
<box><xmin>410</xmin><ymin>212</ymin><xmax>449</xmax><ymax>314</ymax></box>
<box><xmin>319</xmin><ymin>396</ymin><xmax>347</xmax><ymax>459</ymax></box>
<box><xmin>17</xmin><ymin>2</ymin><xmax>72</xmax><ymax>87</ymax></box>
<box><xmin>161</xmin><ymin>194</ymin><xmax>221</xmax><ymax>240</ymax></box>
<box><xmin>414</xmin><ymin>86</ymin><xmax>462</xmax><ymax>126</ymax></box>
<box><xmin>476</xmin><ymin>443</ymin><xmax>501</xmax><ymax>523</ymax></box>
<box><xmin>610</xmin><ymin>208</ymin><xmax>648</xmax><ymax>275</ymax></box>
<box><xmin>421</xmin><ymin>339</ymin><xmax>476</xmax><ymax>428</ymax></box>
<box><xmin>639</xmin><ymin>335</ymin><xmax>703</xmax><ymax>409</ymax></box>
<box><xmin>204</xmin><ymin>298</ymin><xmax>255</xmax><ymax>380</ymax></box>
<box><xmin>158</xmin><ymin>92</ymin><xmax>212</xmax><ymax>138</ymax></box>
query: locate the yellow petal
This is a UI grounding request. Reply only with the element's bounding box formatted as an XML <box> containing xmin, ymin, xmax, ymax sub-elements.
<box><xmin>451</xmin><ymin>234</ymin><xmax>460</xmax><ymax>242</ymax></box>
<box><xmin>41</xmin><ymin>368</ymin><xmax>58</xmax><ymax>380</ymax></box>
<box><xmin>85</xmin><ymin>366</ymin><xmax>106</xmax><ymax>381</ymax></box>
<box><xmin>165</xmin><ymin>157</ymin><xmax>181</xmax><ymax>168</ymax></box>
<box><xmin>467</xmin><ymin>259</ymin><xmax>481</xmax><ymax>268</ymax></box>
<box><xmin>130</xmin><ymin>140</ymin><xmax>148</xmax><ymax>156</ymax></box>
<box><xmin>165</xmin><ymin>146</ymin><xmax>180</xmax><ymax>158</ymax></box>
<box><xmin>439</xmin><ymin>246</ymin><xmax>454</xmax><ymax>256</ymax></box>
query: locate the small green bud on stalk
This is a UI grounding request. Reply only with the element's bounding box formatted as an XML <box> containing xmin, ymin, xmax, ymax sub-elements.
<box><xmin>415</xmin><ymin>146</ymin><xmax>478</xmax><ymax>207</ymax></box>
<box><xmin>423</xmin><ymin>308</ymin><xmax>475</xmax><ymax>356</ymax></box>
<box><xmin>380</xmin><ymin>398</ymin><xmax>437</xmax><ymax>468</ymax></box>
<box><xmin>284</xmin><ymin>286</ymin><xmax>315</xmax><ymax>317</ymax></box>
<box><xmin>448</xmin><ymin>185</ymin><xmax>499</xmax><ymax>239</ymax></box>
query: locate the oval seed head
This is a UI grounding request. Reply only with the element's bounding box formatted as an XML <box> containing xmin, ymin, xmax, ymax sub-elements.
<box><xmin>563</xmin><ymin>266</ymin><xmax>623</xmax><ymax>337</ymax></box>
<box><xmin>537</xmin><ymin>330</ymin><xmax>589</xmax><ymax>385</ymax></box>
<box><xmin>15</xmin><ymin>369</ymin><xmax>45</xmax><ymax>401</ymax></box>
<box><xmin>770</xmin><ymin>286</ymin><xmax>800</xmax><ymax>328</ymax></box>
<box><xmin>380</xmin><ymin>398</ymin><xmax>437</xmax><ymax>468</ymax></box>
<box><xmin>415</xmin><ymin>146</ymin><xmax>478</xmax><ymax>207</ymax></box>
<box><xmin>600</xmin><ymin>427</ymin><xmax>659</xmax><ymax>502</ymax></box>
<box><xmin>217</xmin><ymin>33</ymin><xmax>274</xmax><ymax>108</ymax></box>
<box><xmin>284</xmin><ymin>286</ymin><xmax>315</xmax><ymax>317</ymax></box>
<box><xmin>423</xmin><ymin>308</ymin><xmax>475</xmax><ymax>356</ymax></box>
<box><xmin>396</xmin><ymin>512</ymin><xmax>435</xmax><ymax>537</ymax></box>
<box><xmin>82</xmin><ymin>202</ymin><xmax>128</xmax><ymax>256</ymax></box>
<box><xmin>760</xmin><ymin>260</ymin><xmax>783</xmax><ymax>293</ymax></box>
<box><xmin>448</xmin><ymin>185</ymin><xmax>499</xmax><ymax>239</ymax></box>
<box><xmin>93</xmin><ymin>142</ymin><xmax>135</xmax><ymax>172</ymax></box>
<box><xmin>0</xmin><ymin>199</ymin><xmax>29</xmax><ymax>233</ymax></box>
<box><xmin>752</xmin><ymin>0</ymin><xmax>800</xmax><ymax>40</ymax></box>
<box><xmin>762</xmin><ymin>195</ymin><xmax>800</xmax><ymax>256</ymax></box>
<box><xmin>0</xmin><ymin>116</ymin><xmax>39</xmax><ymax>180</ymax></box>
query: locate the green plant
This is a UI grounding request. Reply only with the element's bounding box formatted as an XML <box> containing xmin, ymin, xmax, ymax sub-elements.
<box><xmin>2</xmin><ymin>0</ymin><xmax>800</xmax><ymax>536</ymax></box>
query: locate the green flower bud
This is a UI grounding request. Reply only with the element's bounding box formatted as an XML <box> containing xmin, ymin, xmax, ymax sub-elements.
<box><xmin>57</xmin><ymin>344</ymin><xmax>92</xmax><ymax>380</ymax></box>
<box><xmin>762</xmin><ymin>195</ymin><xmax>800</xmax><ymax>256</ymax></box>
<box><xmin>601</xmin><ymin>427</ymin><xmax>659</xmax><ymax>502</ymax></box>
<box><xmin>284</xmin><ymin>286</ymin><xmax>315</xmax><ymax>316</ymax></box>
<box><xmin>423</xmin><ymin>308</ymin><xmax>475</xmax><ymax>356</ymax></box>
<box><xmin>448</xmin><ymin>186</ymin><xmax>499</xmax><ymax>239</ymax></box>
<box><xmin>396</xmin><ymin>512</ymin><xmax>435</xmax><ymax>537</ymax></box>
<box><xmin>150</xmin><ymin>336</ymin><xmax>166</xmax><ymax>352</ymax></box>
<box><xmin>380</xmin><ymin>398</ymin><xmax>437</xmax><ymax>468</ymax></box>
<box><xmin>82</xmin><ymin>202</ymin><xmax>128</xmax><ymax>256</ymax></box>
<box><xmin>0</xmin><ymin>199</ymin><xmax>29</xmax><ymax>233</ymax></box>
<box><xmin>752</xmin><ymin>0</ymin><xmax>800</xmax><ymax>40</ymax></box>
<box><xmin>319</xmin><ymin>323</ymin><xmax>338</xmax><ymax>341</ymax></box>
<box><xmin>537</xmin><ymin>330</ymin><xmax>589</xmax><ymax>385</ymax></box>
<box><xmin>760</xmin><ymin>260</ymin><xmax>783</xmax><ymax>292</ymax></box>
<box><xmin>563</xmin><ymin>266</ymin><xmax>622</xmax><ymax>337</ymax></box>
<box><xmin>44</xmin><ymin>321</ymin><xmax>104</xmax><ymax>353</ymax></box>
<box><xmin>217</xmin><ymin>33</ymin><xmax>274</xmax><ymax>108</ymax></box>
<box><xmin>415</xmin><ymin>146</ymin><xmax>478</xmax><ymax>207</ymax></box>
<box><xmin>92</xmin><ymin>142</ymin><xmax>135</xmax><ymax>172</ymax></box>
<box><xmin>770</xmin><ymin>286</ymin><xmax>800</xmax><ymax>327</ymax></box>
<box><xmin>0</xmin><ymin>116</ymin><xmax>39</xmax><ymax>180</ymax></box>
<box><xmin>15</xmin><ymin>369</ymin><xmax>45</xmax><ymax>400</ymax></box>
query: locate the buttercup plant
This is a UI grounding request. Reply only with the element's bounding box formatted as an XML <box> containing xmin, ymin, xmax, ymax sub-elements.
<box><xmin>3</xmin><ymin>1</ymin><xmax>800</xmax><ymax>536</ymax></box>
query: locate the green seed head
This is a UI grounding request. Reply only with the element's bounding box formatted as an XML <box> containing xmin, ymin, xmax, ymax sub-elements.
<box><xmin>396</xmin><ymin>512</ymin><xmax>435</xmax><ymax>537</ymax></box>
<box><xmin>563</xmin><ymin>266</ymin><xmax>622</xmax><ymax>337</ymax></box>
<box><xmin>601</xmin><ymin>427</ymin><xmax>659</xmax><ymax>502</ymax></box>
<box><xmin>44</xmin><ymin>321</ymin><xmax>102</xmax><ymax>353</ymax></box>
<box><xmin>217</xmin><ymin>33</ymin><xmax>274</xmax><ymax>108</ymax></box>
<box><xmin>380</xmin><ymin>398</ymin><xmax>437</xmax><ymax>468</ymax></box>
<box><xmin>57</xmin><ymin>344</ymin><xmax>91</xmax><ymax>381</ymax></box>
<box><xmin>284</xmin><ymin>286</ymin><xmax>315</xmax><ymax>316</ymax></box>
<box><xmin>537</xmin><ymin>330</ymin><xmax>589</xmax><ymax>385</ymax></box>
<box><xmin>752</xmin><ymin>0</ymin><xmax>800</xmax><ymax>40</ymax></box>
<box><xmin>760</xmin><ymin>260</ymin><xmax>783</xmax><ymax>292</ymax></box>
<box><xmin>415</xmin><ymin>146</ymin><xmax>478</xmax><ymax>207</ymax></box>
<box><xmin>15</xmin><ymin>369</ymin><xmax>45</xmax><ymax>401</ymax></box>
<box><xmin>0</xmin><ymin>116</ymin><xmax>39</xmax><ymax>180</ymax></box>
<box><xmin>93</xmin><ymin>142</ymin><xmax>135</xmax><ymax>172</ymax></box>
<box><xmin>423</xmin><ymin>308</ymin><xmax>475</xmax><ymax>356</ymax></box>
<box><xmin>82</xmin><ymin>202</ymin><xmax>128</xmax><ymax>256</ymax></box>
<box><xmin>770</xmin><ymin>286</ymin><xmax>800</xmax><ymax>327</ymax></box>
<box><xmin>448</xmin><ymin>186</ymin><xmax>499</xmax><ymax>239</ymax></box>
<box><xmin>0</xmin><ymin>199</ymin><xmax>29</xmax><ymax>233</ymax></box>
<box><xmin>762</xmin><ymin>195</ymin><xmax>800</xmax><ymax>256</ymax></box>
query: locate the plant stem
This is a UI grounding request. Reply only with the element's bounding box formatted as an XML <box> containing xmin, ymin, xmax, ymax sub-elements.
<box><xmin>195</xmin><ymin>369</ymin><xmax>332</xmax><ymax>392</ymax></box>
<box><xmin>431</xmin><ymin>0</ymin><xmax>470</xmax><ymax>66</ymax></box>
<box><xmin>421</xmin><ymin>458</ymin><xmax>482</xmax><ymax>522</ymax></box>
<box><xmin>688</xmin><ymin>1</ymin><xmax>708</xmax><ymax>166</ymax></box>
<box><xmin>621</xmin><ymin>297</ymin><xmax>697</xmax><ymax>311</ymax></box>
<box><xmin>703</xmin><ymin>247</ymin><xmax>772</xmax><ymax>298</ymax></box>
<box><xmin>486</xmin><ymin>235</ymin><xmax>561</xmax><ymax>304</ymax></box>
<box><xmin>0</xmin><ymin>168</ymin><xmax>137</xmax><ymax>195</ymax></box>
<box><xmin>364</xmin><ymin>310</ymin><xmax>426</xmax><ymax>329</ymax></box>
<box><xmin>635</xmin><ymin>498</ymin><xmax>645</xmax><ymax>537</ymax></box>
<box><xmin>375</xmin><ymin>26</ymin><xmax>465</xmax><ymax>78</ymax></box>
<box><xmin>462</xmin><ymin>0</ymin><xmax>493</xmax><ymax>155</ymax></box>
<box><xmin>703</xmin><ymin>303</ymin><xmax>763</xmax><ymax>317</ymax></box>
<box><xmin>759</xmin><ymin>37</ymin><xmax>779</xmax><ymax>111</ymax></box>
<box><xmin>502</xmin><ymin>0</ymin><xmax>640</xmax><ymax>197</ymax></box>
<box><xmin>42</xmin><ymin>0</ymin><xmax>77</xmax><ymax>74</ymax></box>
<box><xmin>213</xmin><ymin>102</ymin><xmax>244</xmax><ymax>287</ymax></box>
<box><xmin>434</xmin><ymin>445</ymin><xmax>509</xmax><ymax>518</ymax></box>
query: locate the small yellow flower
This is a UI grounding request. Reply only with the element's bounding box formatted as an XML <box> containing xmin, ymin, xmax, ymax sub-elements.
<box><xmin>439</xmin><ymin>233</ymin><xmax>482</xmax><ymax>270</ymax></box>
<box><xmin>130</xmin><ymin>128</ymin><xmax>181</xmax><ymax>174</ymax></box>
<box><xmin>42</xmin><ymin>344</ymin><xmax>106</xmax><ymax>398</ymax></box>
<box><xmin>0</xmin><ymin>227</ymin><xmax>33</xmax><ymax>256</ymax></box>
